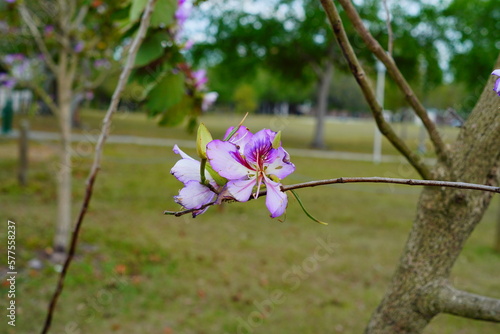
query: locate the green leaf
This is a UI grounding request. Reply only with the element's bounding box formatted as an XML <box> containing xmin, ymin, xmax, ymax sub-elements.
<box><xmin>147</xmin><ymin>71</ymin><xmax>185</xmax><ymax>115</ymax></box>
<box><xmin>134</xmin><ymin>31</ymin><xmax>169</xmax><ymax>67</ymax></box>
<box><xmin>150</xmin><ymin>0</ymin><xmax>177</xmax><ymax>27</ymax></box>
<box><xmin>290</xmin><ymin>190</ymin><xmax>328</xmax><ymax>225</ymax></box>
<box><xmin>157</xmin><ymin>94</ymin><xmax>191</xmax><ymax>127</ymax></box>
<box><xmin>272</xmin><ymin>131</ymin><xmax>281</xmax><ymax>149</ymax></box>
<box><xmin>130</xmin><ymin>0</ymin><xmax>148</xmax><ymax>22</ymax></box>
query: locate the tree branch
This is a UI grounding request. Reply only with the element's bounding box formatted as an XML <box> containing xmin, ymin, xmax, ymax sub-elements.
<box><xmin>318</xmin><ymin>0</ymin><xmax>432</xmax><ymax>179</ymax></box>
<box><xmin>336</xmin><ymin>0</ymin><xmax>449</xmax><ymax>165</ymax></box>
<box><xmin>18</xmin><ymin>4</ymin><xmax>58</xmax><ymax>74</ymax></box>
<box><xmin>40</xmin><ymin>1</ymin><xmax>159</xmax><ymax>333</ymax></box>
<box><xmin>72</xmin><ymin>5</ymin><xmax>89</xmax><ymax>29</ymax></box>
<box><xmin>164</xmin><ymin>177</ymin><xmax>500</xmax><ymax>217</ymax></box>
<box><xmin>421</xmin><ymin>282</ymin><xmax>500</xmax><ymax>322</ymax></box>
<box><xmin>281</xmin><ymin>177</ymin><xmax>500</xmax><ymax>193</ymax></box>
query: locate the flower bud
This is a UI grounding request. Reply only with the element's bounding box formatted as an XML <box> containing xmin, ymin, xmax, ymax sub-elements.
<box><xmin>196</xmin><ymin>123</ymin><xmax>213</xmax><ymax>159</ymax></box>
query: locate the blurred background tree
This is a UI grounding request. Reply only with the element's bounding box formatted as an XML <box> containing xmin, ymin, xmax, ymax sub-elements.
<box><xmin>189</xmin><ymin>0</ymin><xmax>496</xmax><ymax>147</ymax></box>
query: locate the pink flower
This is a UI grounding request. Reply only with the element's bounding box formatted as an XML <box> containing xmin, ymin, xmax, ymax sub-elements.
<box><xmin>206</xmin><ymin>129</ymin><xmax>295</xmax><ymax>218</ymax></box>
<box><xmin>202</xmin><ymin>92</ymin><xmax>218</xmax><ymax>111</ymax></box>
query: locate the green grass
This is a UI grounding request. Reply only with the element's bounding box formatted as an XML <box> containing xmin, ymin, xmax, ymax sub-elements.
<box><xmin>19</xmin><ymin>109</ymin><xmax>460</xmax><ymax>155</ymax></box>
<box><xmin>1</xmin><ymin>113</ymin><xmax>498</xmax><ymax>334</ymax></box>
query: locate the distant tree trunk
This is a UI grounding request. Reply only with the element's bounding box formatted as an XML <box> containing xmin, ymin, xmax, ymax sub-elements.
<box><xmin>18</xmin><ymin>119</ymin><xmax>29</xmax><ymax>186</ymax></box>
<box><xmin>53</xmin><ymin>52</ymin><xmax>74</xmax><ymax>256</ymax></box>
<box><xmin>311</xmin><ymin>60</ymin><xmax>333</xmax><ymax>149</ymax></box>
<box><xmin>365</xmin><ymin>70</ymin><xmax>500</xmax><ymax>333</ymax></box>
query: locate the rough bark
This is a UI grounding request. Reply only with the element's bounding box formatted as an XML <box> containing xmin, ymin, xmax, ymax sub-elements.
<box><xmin>311</xmin><ymin>60</ymin><xmax>333</xmax><ymax>149</ymax></box>
<box><xmin>365</xmin><ymin>64</ymin><xmax>500</xmax><ymax>333</ymax></box>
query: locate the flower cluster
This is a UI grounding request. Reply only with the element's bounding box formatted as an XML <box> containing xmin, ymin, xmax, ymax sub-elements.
<box><xmin>171</xmin><ymin>125</ymin><xmax>295</xmax><ymax>218</ymax></box>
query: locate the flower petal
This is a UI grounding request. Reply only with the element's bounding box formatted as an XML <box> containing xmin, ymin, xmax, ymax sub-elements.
<box><xmin>207</xmin><ymin>140</ymin><xmax>254</xmax><ymax>179</ymax></box>
<box><xmin>225</xmin><ymin>126</ymin><xmax>253</xmax><ymax>151</ymax></box>
<box><xmin>494</xmin><ymin>78</ymin><xmax>500</xmax><ymax>97</ymax></box>
<box><xmin>265</xmin><ymin>147</ymin><xmax>296</xmax><ymax>180</ymax></box>
<box><xmin>264</xmin><ymin>177</ymin><xmax>288</xmax><ymax>218</ymax></box>
<box><xmin>244</xmin><ymin>129</ymin><xmax>278</xmax><ymax>166</ymax></box>
<box><xmin>174</xmin><ymin>180</ymin><xmax>215</xmax><ymax>210</ymax></box>
<box><xmin>171</xmin><ymin>158</ymin><xmax>201</xmax><ymax>184</ymax></box>
<box><xmin>226</xmin><ymin>178</ymin><xmax>256</xmax><ymax>202</ymax></box>
<box><xmin>173</xmin><ymin>144</ymin><xmax>194</xmax><ymax>160</ymax></box>
<box><xmin>491</xmin><ymin>69</ymin><xmax>500</xmax><ymax>77</ymax></box>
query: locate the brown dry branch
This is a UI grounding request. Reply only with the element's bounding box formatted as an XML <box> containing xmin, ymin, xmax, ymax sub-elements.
<box><xmin>164</xmin><ymin>177</ymin><xmax>500</xmax><ymax>217</ymax></box>
<box><xmin>318</xmin><ymin>0</ymin><xmax>431</xmax><ymax>179</ymax></box>
<box><xmin>336</xmin><ymin>0</ymin><xmax>450</xmax><ymax>165</ymax></box>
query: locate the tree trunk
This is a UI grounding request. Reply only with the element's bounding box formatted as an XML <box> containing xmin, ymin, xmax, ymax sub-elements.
<box><xmin>311</xmin><ymin>60</ymin><xmax>333</xmax><ymax>149</ymax></box>
<box><xmin>365</xmin><ymin>71</ymin><xmax>500</xmax><ymax>333</ymax></box>
<box><xmin>53</xmin><ymin>57</ymin><xmax>73</xmax><ymax>255</ymax></box>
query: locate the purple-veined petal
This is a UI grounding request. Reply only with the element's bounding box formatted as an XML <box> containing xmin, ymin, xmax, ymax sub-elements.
<box><xmin>224</xmin><ymin>126</ymin><xmax>253</xmax><ymax>151</ymax></box>
<box><xmin>207</xmin><ymin>140</ymin><xmax>254</xmax><ymax>179</ymax></box>
<box><xmin>226</xmin><ymin>178</ymin><xmax>256</xmax><ymax>202</ymax></box>
<box><xmin>264</xmin><ymin>177</ymin><xmax>288</xmax><ymax>218</ymax></box>
<box><xmin>492</xmin><ymin>69</ymin><xmax>500</xmax><ymax>77</ymax></box>
<box><xmin>265</xmin><ymin>147</ymin><xmax>295</xmax><ymax>179</ymax></box>
<box><xmin>244</xmin><ymin>129</ymin><xmax>278</xmax><ymax>166</ymax></box>
<box><xmin>174</xmin><ymin>180</ymin><xmax>216</xmax><ymax>210</ymax></box>
<box><xmin>173</xmin><ymin>144</ymin><xmax>194</xmax><ymax>160</ymax></box>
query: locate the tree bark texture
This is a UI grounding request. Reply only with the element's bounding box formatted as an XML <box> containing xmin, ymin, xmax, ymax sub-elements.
<box><xmin>311</xmin><ymin>60</ymin><xmax>333</xmax><ymax>149</ymax></box>
<box><xmin>365</xmin><ymin>61</ymin><xmax>500</xmax><ymax>333</ymax></box>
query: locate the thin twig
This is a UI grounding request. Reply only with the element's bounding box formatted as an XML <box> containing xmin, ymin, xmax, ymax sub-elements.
<box><xmin>336</xmin><ymin>0</ymin><xmax>449</xmax><ymax>165</ymax></box>
<box><xmin>318</xmin><ymin>0</ymin><xmax>432</xmax><ymax>179</ymax></box>
<box><xmin>281</xmin><ymin>177</ymin><xmax>500</xmax><ymax>193</ymax></box>
<box><xmin>18</xmin><ymin>4</ymin><xmax>58</xmax><ymax>74</ymax></box>
<box><xmin>164</xmin><ymin>177</ymin><xmax>500</xmax><ymax>217</ymax></box>
<box><xmin>40</xmin><ymin>1</ymin><xmax>158</xmax><ymax>333</ymax></box>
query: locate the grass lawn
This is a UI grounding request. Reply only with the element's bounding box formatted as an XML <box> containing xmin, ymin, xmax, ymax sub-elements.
<box><xmin>19</xmin><ymin>109</ymin><xmax>460</xmax><ymax>155</ymax></box>
<box><xmin>1</xmin><ymin>112</ymin><xmax>499</xmax><ymax>334</ymax></box>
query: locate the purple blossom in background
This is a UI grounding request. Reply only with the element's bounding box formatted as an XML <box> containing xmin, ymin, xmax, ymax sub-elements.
<box><xmin>492</xmin><ymin>70</ymin><xmax>500</xmax><ymax>97</ymax></box>
<box><xmin>175</xmin><ymin>0</ymin><xmax>191</xmax><ymax>26</ymax></box>
<box><xmin>94</xmin><ymin>59</ymin><xmax>111</xmax><ymax>69</ymax></box>
<box><xmin>44</xmin><ymin>25</ymin><xmax>54</xmax><ymax>36</ymax></box>
<box><xmin>182</xmin><ymin>39</ymin><xmax>194</xmax><ymax>51</ymax></box>
<box><xmin>0</xmin><ymin>73</ymin><xmax>16</xmax><ymax>89</ymax></box>
<box><xmin>202</xmin><ymin>92</ymin><xmax>218</xmax><ymax>111</ymax></box>
<box><xmin>85</xmin><ymin>91</ymin><xmax>94</xmax><ymax>101</ymax></box>
<box><xmin>207</xmin><ymin>129</ymin><xmax>295</xmax><ymax>218</ymax></box>
<box><xmin>4</xmin><ymin>0</ymin><xmax>16</xmax><ymax>3</ymax></box>
<box><xmin>4</xmin><ymin>53</ymin><xmax>25</xmax><ymax>65</ymax></box>
<box><xmin>192</xmin><ymin>69</ymin><xmax>208</xmax><ymax>90</ymax></box>
<box><xmin>74</xmin><ymin>41</ymin><xmax>84</xmax><ymax>53</ymax></box>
